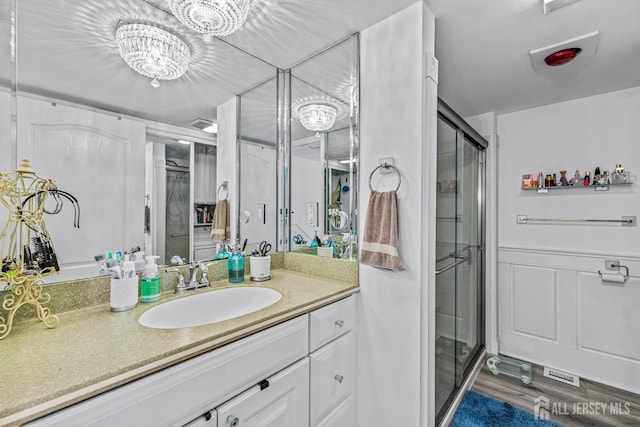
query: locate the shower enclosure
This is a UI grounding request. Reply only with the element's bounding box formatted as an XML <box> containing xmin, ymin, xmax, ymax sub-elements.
<box><xmin>434</xmin><ymin>100</ymin><xmax>486</xmax><ymax>425</ymax></box>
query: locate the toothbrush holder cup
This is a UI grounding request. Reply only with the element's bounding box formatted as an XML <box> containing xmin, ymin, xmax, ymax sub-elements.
<box><xmin>250</xmin><ymin>255</ymin><xmax>271</xmax><ymax>281</ymax></box>
<box><xmin>110</xmin><ymin>276</ymin><xmax>139</xmax><ymax>312</ymax></box>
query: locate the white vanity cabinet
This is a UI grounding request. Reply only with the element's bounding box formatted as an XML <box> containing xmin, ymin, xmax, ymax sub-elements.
<box><xmin>309</xmin><ymin>296</ymin><xmax>356</xmax><ymax>426</ymax></box>
<box><xmin>28</xmin><ymin>295</ymin><xmax>357</xmax><ymax>427</ymax></box>
<box><xmin>28</xmin><ymin>316</ymin><xmax>309</xmax><ymax>427</ymax></box>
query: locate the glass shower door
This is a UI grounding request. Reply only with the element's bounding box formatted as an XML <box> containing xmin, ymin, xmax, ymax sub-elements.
<box><xmin>434</xmin><ymin>112</ymin><xmax>485</xmax><ymax>424</ymax></box>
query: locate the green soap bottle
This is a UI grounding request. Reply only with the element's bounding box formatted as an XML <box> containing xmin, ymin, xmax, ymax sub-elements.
<box><xmin>140</xmin><ymin>255</ymin><xmax>161</xmax><ymax>303</ymax></box>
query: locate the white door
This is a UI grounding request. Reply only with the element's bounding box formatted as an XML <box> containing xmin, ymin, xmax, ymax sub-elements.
<box><xmin>16</xmin><ymin>96</ymin><xmax>145</xmax><ymax>282</ymax></box>
<box><xmin>216</xmin><ymin>358</ymin><xmax>309</xmax><ymax>427</ymax></box>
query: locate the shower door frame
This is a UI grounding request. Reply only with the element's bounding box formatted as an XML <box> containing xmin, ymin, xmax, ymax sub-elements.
<box><xmin>434</xmin><ymin>99</ymin><xmax>487</xmax><ymax>426</ymax></box>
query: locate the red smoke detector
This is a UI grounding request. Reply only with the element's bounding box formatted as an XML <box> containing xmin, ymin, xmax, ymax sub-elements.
<box><xmin>544</xmin><ymin>48</ymin><xmax>582</xmax><ymax>66</ymax></box>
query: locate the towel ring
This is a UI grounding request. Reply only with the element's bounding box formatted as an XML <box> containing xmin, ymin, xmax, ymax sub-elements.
<box><xmin>369</xmin><ymin>163</ymin><xmax>401</xmax><ymax>192</ymax></box>
<box><xmin>217</xmin><ymin>183</ymin><xmax>228</xmax><ymax>201</ymax></box>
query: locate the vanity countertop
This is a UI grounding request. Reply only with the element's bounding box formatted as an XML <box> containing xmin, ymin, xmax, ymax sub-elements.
<box><xmin>0</xmin><ymin>269</ymin><xmax>359</xmax><ymax>426</ymax></box>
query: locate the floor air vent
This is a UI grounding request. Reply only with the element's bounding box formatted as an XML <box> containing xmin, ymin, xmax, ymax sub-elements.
<box><xmin>543</xmin><ymin>366</ymin><xmax>580</xmax><ymax>387</ymax></box>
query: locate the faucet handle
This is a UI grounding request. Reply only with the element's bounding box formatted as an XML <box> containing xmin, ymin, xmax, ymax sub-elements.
<box><xmin>198</xmin><ymin>262</ymin><xmax>210</xmax><ymax>286</ymax></box>
<box><xmin>165</xmin><ymin>268</ymin><xmax>186</xmax><ymax>294</ymax></box>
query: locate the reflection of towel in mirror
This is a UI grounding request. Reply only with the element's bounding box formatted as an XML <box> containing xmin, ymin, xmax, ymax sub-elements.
<box><xmin>360</xmin><ymin>190</ymin><xmax>406</xmax><ymax>271</ymax></box>
<box><xmin>210</xmin><ymin>199</ymin><xmax>229</xmax><ymax>242</ymax></box>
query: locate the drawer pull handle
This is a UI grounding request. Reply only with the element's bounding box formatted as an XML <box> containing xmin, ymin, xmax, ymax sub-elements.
<box><xmin>334</xmin><ymin>374</ymin><xmax>344</xmax><ymax>383</ymax></box>
<box><xmin>227</xmin><ymin>415</ymin><xmax>240</xmax><ymax>427</ymax></box>
<box><xmin>335</xmin><ymin>320</ymin><xmax>344</xmax><ymax>328</ymax></box>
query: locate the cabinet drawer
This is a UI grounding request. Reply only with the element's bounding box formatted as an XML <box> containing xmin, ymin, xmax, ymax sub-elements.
<box><xmin>309</xmin><ymin>296</ymin><xmax>355</xmax><ymax>352</ymax></box>
<box><xmin>217</xmin><ymin>358</ymin><xmax>309</xmax><ymax>427</ymax></box>
<box><xmin>315</xmin><ymin>394</ymin><xmax>355</xmax><ymax>427</ymax></box>
<box><xmin>310</xmin><ymin>332</ymin><xmax>355</xmax><ymax>425</ymax></box>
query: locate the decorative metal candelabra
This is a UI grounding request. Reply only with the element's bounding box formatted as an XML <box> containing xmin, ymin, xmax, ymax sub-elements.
<box><xmin>0</xmin><ymin>159</ymin><xmax>62</xmax><ymax>339</ymax></box>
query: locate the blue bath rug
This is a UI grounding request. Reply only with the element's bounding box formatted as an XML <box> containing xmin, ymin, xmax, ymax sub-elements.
<box><xmin>450</xmin><ymin>390</ymin><xmax>564</xmax><ymax>427</ymax></box>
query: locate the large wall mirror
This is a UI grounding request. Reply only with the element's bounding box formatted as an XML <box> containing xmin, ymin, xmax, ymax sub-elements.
<box><xmin>236</xmin><ymin>35</ymin><xmax>359</xmax><ymax>261</ymax></box>
<box><xmin>9</xmin><ymin>0</ymin><xmax>275</xmax><ymax>283</ymax></box>
<box><xmin>289</xmin><ymin>34</ymin><xmax>359</xmax><ymax>261</ymax></box>
<box><xmin>3</xmin><ymin>0</ymin><xmax>359</xmax><ymax>288</ymax></box>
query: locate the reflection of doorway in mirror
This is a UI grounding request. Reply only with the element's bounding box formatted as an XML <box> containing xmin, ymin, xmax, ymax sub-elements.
<box><xmin>146</xmin><ymin>137</ymin><xmax>194</xmax><ymax>266</ymax></box>
<box><xmin>17</xmin><ymin>97</ymin><xmax>145</xmax><ymax>283</ymax></box>
<box><xmin>291</xmin><ymin>134</ymin><xmax>324</xmax><ymax>245</ymax></box>
<box><xmin>164</xmin><ymin>145</ymin><xmax>190</xmax><ymax>266</ymax></box>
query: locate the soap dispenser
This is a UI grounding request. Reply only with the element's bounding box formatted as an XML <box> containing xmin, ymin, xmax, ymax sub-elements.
<box><xmin>228</xmin><ymin>242</ymin><xmax>245</xmax><ymax>284</ymax></box>
<box><xmin>141</xmin><ymin>255</ymin><xmax>161</xmax><ymax>303</ymax></box>
<box><xmin>133</xmin><ymin>251</ymin><xmax>145</xmax><ymax>272</ymax></box>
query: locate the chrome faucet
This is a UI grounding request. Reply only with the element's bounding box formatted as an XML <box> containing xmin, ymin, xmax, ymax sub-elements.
<box><xmin>198</xmin><ymin>262</ymin><xmax>210</xmax><ymax>287</ymax></box>
<box><xmin>188</xmin><ymin>264</ymin><xmax>201</xmax><ymax>287</ymax></box>
<box><xmin>165</xmin><ymin>264</ymin><xmax>211</xmax><ymax>295</ymax></box>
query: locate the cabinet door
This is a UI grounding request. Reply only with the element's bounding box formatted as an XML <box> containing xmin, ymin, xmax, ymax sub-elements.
<box><xmin>315</xmin><ymin>394</ymin><xmax>355</xmax><ymax>427</ymax></box>
<box><xmin>310</xmin><ymin>332</ymin><xmax>355</xmax><ymax>425</ymax></box>
<box><xmin>217</xmin><ymin>358</ymin><xmax>309</xmax><ymax>427</ymax></box>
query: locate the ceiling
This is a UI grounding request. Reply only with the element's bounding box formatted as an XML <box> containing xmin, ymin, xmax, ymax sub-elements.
<box><xmin>4</xmin><ymin>0</ymin><xmax>638</xmax><ymax>132</ymax></box>
<box><xmin>426</xmin><ymin>0</ymin><xmax>640</xmax><ymax>117</ymax></box>
<box><xmin>2</xmin><ymin>0</ymin><xmax>413</xmax><ymax>130</ymax></box>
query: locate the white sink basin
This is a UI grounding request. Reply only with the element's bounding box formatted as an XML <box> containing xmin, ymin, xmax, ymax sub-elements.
<box><xmin>138</xmin><ymin>287</ymin><xmax>282</xmax><ymax>329</ymax></box>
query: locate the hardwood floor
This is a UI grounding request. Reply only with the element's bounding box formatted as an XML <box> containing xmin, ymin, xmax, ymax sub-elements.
<box><xmin>470</xmin><ymin>359</ymin><xmax>640</xmax><ymax>426</ymax></box>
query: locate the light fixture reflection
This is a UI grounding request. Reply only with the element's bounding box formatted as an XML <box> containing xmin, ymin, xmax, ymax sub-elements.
<box><xmin>202</xmin><ymin>123</ymin><xmax>218</xmax><ymax>133</ymax></box>
<box><xmin>170</xmin><ymin>0</ymin><xmax>251</xmax><ymax>37</ymax></box>
<box><xmin>297</xmin><ymin>103</ymin><xmax>338</xmax><ymax>132</ymax></box>
<box><xmin>116</xmin><ymin>23</ymin><xmax>191</xmax><ymax>88</ymax></box>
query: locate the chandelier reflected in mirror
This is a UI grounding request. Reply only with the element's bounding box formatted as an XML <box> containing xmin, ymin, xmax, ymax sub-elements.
<box><xmin>297</xmin><ymin>103</ymin><xmax>338</xmax><ymax>132</ymax></box>
<box><xmin>170</xmin><ymin>0</ymin><xmax>252</xmax><ymax>38</ymax></box>
<box><xmin>116</xmin><ymin>23</ymin><xmax>191</xmax><ymax>88</ymax></box>
<box><xmin>293</xmin><ymin>97</ymin><xmax>346</xmax><ymax>132</ymax></box>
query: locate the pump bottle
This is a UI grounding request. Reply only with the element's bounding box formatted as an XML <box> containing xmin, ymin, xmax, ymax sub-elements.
<box><xmin>141</xmin><ymin>255</ymin><xmax>161</xmax><ymax>302</ymax></box>
<box><xmin>228</xmin><ymin>244</ymin><xmax>245</xmax><ymax>284</ymax></box>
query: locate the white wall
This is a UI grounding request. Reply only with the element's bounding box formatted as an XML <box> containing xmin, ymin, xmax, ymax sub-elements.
<box><xmin>498</xmin><ymin>86</ymin><xmax>640</xmax><ymax>253</ymax></box>
<box><xmin>240</xmin><ymin>142</ymin><xmax>277</xmax><ymax>246</ymax></box>
<box><xmin>496</xmin><ymin>86</ymin><xmax>640</xmax><ymax>393</ymax></box>
<box><xmin>291</xmin><ymin>155</ymin><xmax>323</xmax><ymax>242</ymax></box>
<box><xmin>359</xmin><ymin>2</ymin><xmax>437</xmax><ymax>425</ymax></box>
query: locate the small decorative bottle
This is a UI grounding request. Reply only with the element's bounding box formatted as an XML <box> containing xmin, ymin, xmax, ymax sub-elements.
<box><xmin>559</xmin><ymin>170</ymin><xmax>569</xmax><ymax>186</ymax></box>
<box><xmin>228</xmin><ymin>243</ymin><xmax>245</xmax><ymax>284</ymax></box>
<box><xmin>583</xmin><ymin>171</ymin><xmax>590</xmax><ymax>186</ymax></box>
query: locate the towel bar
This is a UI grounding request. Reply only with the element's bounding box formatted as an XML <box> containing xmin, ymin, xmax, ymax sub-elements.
<box><xmin>516</xmin><ymin>215</ymin><xmax>636</xmax><ymax>226</ymax></box>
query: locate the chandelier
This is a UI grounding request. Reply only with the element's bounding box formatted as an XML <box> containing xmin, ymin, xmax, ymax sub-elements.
<box><xmin>170</xmin><ymin>0</ymin><xmax>251</xmax><ymax>38</ymax></box>
<box><xmin>296</xmin><ymin>103</ymin><xmax>339</xmax><ymax>132</ymax></box>
<box><xmin>116</xmin><ymin>23</ymin><xmax>191</xmax><ymax>88</ymax></box>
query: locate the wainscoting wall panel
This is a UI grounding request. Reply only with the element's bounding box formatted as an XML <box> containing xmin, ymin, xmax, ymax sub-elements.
<box><xmin>512</xmin><ymin>265</ymin><xmax>558</xmax><ymax>341</ymax></box>
<box><xmin>578</xmin><ymin>272</ymin><xmax>640</xmax><ymax>362</ymax></box>
<box><xmin>498</xmin><ymin>247</ymin><xmax>640</xmax><ymax>394</ymax></box>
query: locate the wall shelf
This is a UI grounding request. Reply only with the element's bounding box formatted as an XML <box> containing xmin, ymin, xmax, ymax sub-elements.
<box><xmin>521</xmin><ymin>183</ymin><xmax>633</xmax><ymax>194</ymax></box>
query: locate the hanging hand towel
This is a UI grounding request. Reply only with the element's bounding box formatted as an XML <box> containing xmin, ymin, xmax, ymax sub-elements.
<box><xmin>360</xmin><ymin>190</ymin><xmax>406</xmax><ymax>271</ymax></box>
<box><xmin>210</xmin><ymin>199</ymin><xmax>229</xmax><ymax>242</ymax></box>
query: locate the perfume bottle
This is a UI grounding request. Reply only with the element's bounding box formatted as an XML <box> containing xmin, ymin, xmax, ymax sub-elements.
<box><xmin>583</xmin><ymin>171</ymin><xmax>590</xmax><ymax>186</ymax></box>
